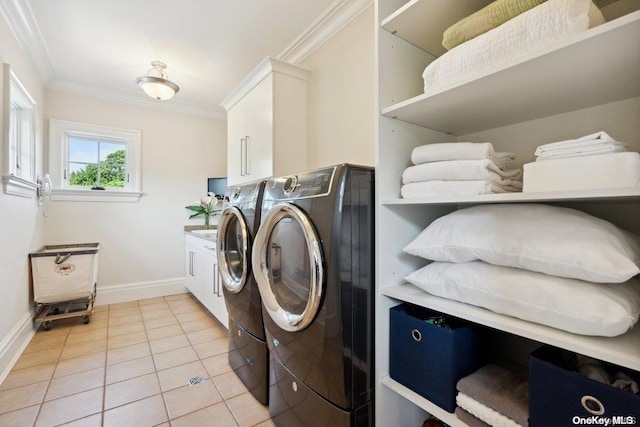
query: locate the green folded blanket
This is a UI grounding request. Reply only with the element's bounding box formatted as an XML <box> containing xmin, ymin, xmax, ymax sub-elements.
<box><xmin>442</xmin><ymin>0</ymin><xmax>548</xmax><ymax>50</ymax></box>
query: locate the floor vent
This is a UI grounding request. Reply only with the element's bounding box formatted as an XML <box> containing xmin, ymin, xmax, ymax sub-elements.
<box><xmin>188</xmin><ymin>375</ymin><xmax>205</xmax><ymax>386</ymax></box>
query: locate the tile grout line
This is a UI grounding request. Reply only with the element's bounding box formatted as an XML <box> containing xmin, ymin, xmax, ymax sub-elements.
<box><xmin>32</xmin><ymin>316</ymin><xmax>74</xmax><ymax>427</ymax></box>
<box><xmin>152</xmin><ymin>296</ymin><xmax>173</xmax><ymax>424</ymax></box>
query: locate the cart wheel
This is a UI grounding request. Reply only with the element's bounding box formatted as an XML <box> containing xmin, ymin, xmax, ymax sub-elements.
<box><xmin>53</xmin><ymin>308</ymin><xmax>60</xmax><ymax>315</ymax></box>
<box><xmin>42</xmin><ymin>321</ymin><xmax>52</xmax><ymax>331</ymax></box>
<box><xmin>82</xmin><ymin>315</ymin><xmax>90</xmax><ymax>324</ymax></box>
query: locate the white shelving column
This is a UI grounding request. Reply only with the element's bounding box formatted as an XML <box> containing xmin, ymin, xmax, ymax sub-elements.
<box><xmin>374</xmin><ymin>0</ymin><xmax>640</xmax><ymax>425</ymax></box>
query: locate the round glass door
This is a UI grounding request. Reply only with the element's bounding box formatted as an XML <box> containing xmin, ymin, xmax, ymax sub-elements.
<box><xmin>252</xmin><ymin>203</ymin><xmax>323</xmax><ymax>332</ymax></box>
<box><xmin>217</xmin><ymin>207</ymin><xmax>250</xmax><ymax>294</ymax></box>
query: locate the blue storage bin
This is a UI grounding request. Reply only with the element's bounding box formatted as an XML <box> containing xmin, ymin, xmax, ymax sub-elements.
<box><xmin>389</xmin><ymin>303</ymin><xmax>483</xmax><ymax>412</ymax></box>
<box><xmin>530</xmin><ymin>346</ymin><xmax>640</xmax><ymax>427</ymax></box>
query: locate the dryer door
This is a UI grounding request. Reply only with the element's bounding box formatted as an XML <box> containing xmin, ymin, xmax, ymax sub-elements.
<box><xmin>252</xmin><ymin>203</ymin><xmax>324</xmax><ymax>332</ymax></box>
<box><xmin>217</xmin><ymin>206</ymin><xmax>251</xmax><ymax>294</ymax></box>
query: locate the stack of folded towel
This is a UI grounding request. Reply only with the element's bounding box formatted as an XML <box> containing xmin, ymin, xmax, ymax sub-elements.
<box><xmin>442</xmin><ymin>0</ymin><xmax>548</xmax><ymax>51</ymax></box>
<box><xmin>456</xmin><ymin>365</ymin><xmax>529</xmax><ymax>427</ymax></box>
<box><xmin>523</xmin><ymin>131</ymin><xmax>640</xmax><ymax>192</ymax></box>
<box><xmin>401</xmin><ymin>142</ymin><xmax>522</xmax><ymax>198</ymax></box>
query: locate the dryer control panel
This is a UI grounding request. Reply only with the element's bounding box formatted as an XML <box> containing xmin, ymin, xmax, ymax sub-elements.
<box><xmin>224</xmin><ymin>180</ymin><xmax>264</xmax><ymax>205</ymax></box>
<box><xmin>265</xmin><ymin>166</ymin><xmax>337</xmax><ymax>201</ymax></box>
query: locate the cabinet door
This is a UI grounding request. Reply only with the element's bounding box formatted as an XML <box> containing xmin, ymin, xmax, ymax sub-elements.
<box><xmin>185</xmin><ymin>244</ymin><xmax>203</xmax><ymax>299</ymax></box>
<box><xmin>227</xmin><ymin>100</ymin><xmax>246</xmax><ymax>186</ymax></box>
<box><xmin>243</xmin><ymin>75</ymin><xmax>274</xmax><ymax>183</ymax></box>
<box><xmin>202</xmin><ymin>251</ymin><xmax>228</xmax><ymax>327</ymax></box>
<box><xmin>213</xmin><ymin>261</ymin><xmax>228</xmax><ymax>329</ymax></box>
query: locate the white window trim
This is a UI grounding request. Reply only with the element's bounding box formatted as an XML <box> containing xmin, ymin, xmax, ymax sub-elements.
<box><xmin>49</xmin><ymin>119</ymin><xmax>142</xmax><ymax>202</ymax></box>
<box><xmin>2</xmin><ymin>63</ymin><xmax>38</xmax><ymax>198</ymax></box>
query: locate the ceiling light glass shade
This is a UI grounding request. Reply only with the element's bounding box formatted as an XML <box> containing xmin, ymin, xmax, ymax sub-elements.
<box><xmin>136</xmin><ymin>61</ymin><xmax>180</xmax><ymax>101</ymax></box>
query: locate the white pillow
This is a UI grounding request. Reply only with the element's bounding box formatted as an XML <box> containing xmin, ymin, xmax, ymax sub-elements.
<box><xmin>405</xmin><ymin>261</ymin><xmax>640</xmax><ymax>337</ymax></box>
<box><xmin>403</xmin><ymin>204</ymin><xmax>640</xmax><ymax>283</ymax></box>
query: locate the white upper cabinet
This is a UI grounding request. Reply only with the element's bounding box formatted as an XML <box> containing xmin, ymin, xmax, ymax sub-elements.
<box><xmin>221</xmin><ymin>57</ymin><xmax>309</xmax><ymax>185</ymax></box>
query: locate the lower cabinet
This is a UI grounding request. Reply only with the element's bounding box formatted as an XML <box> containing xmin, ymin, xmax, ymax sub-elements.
<box><xmin>185</xmin><ymin>234</ymin><xmax>228</xmax><ymax>328</ymax></box>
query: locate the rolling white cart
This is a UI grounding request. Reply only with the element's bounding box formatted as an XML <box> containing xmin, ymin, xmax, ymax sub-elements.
<box><xmin>29</xmin><ymin>243</ymin><xmax>100</xmax><ymax>331</ymax></box>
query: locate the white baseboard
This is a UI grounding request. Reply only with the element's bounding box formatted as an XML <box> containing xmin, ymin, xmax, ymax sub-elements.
<box><xmin>0</xmin><ymin>312</ymin><xmax>36</xmax><ymax>385</ymax></box>
<box><xmin>95</xmin><ymin>277</ymin><xmax>188</xmax><ymax>306</ymax></box>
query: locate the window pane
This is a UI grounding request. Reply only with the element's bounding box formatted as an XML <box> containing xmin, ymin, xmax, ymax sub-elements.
<box><xmin>69</xmin><ymin>162</ymin><xmax>98</xmax><ymax>186</ymax></box>
<box><xmin>99</xmin><ymin>142</ymin><xmax>126</xmax><ymax>187</ymax></box>
<box><xmin>68</xmin><ymin>137</ymin><xmax>98</xmax><ymax>163</ymax></box>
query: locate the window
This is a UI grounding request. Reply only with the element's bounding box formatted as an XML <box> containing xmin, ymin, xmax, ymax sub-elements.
<box><xmin>2</xmin><ymin>63</ymin><xmax>38</xmax><ymax>197</ymax></box>
<box><xmin>49</xmin><ymin>119</ymin><xmax>141</xmax><ymax>202</ymax></box>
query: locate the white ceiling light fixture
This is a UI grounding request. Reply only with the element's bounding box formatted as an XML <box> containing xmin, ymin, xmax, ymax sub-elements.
<box><xmin>136</xmin><ymin>61</ymin><xmax>180</xmax><ymax>101</ymax></box>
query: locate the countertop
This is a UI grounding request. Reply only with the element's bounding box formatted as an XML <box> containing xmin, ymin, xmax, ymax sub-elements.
<box><xmin>184</xmin><ymin>225</ymin><xmax>217</xmax><ymax>242</ymax></box>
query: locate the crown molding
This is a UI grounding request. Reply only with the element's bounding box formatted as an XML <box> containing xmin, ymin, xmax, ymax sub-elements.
<box><xmin>2</xmin><ymin>0</ymin><xmax>373</xmax><ymax>120</ymax></box>
<box><xmin>278</xmin><ymin>0</ymin><xmax>374</xmax><ymax>65</ymax></box>
<box><xmin>47</xmin><ymin>79</ymin><xmax>227</xmax><ymax>121</ymax></box>
<box><xmin>220</xmin><ymin>57</ymin><xmax>309</xmax><ymax>112</ymax></box>
<box><xmin>0</xmin><ymin>0</ymin><xmax>54</xmax><ymax>80</ymax></box>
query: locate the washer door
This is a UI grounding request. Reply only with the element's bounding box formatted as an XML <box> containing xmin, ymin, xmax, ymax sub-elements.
<box><xmin>252</xmin><ymin>203</ymin><xmax>324</xmax><ymax>332</ymax></box>
<box><xmin>217</xmin><ymin>206</ymin><xmax>251</xmax><ymax>294</ymax></box>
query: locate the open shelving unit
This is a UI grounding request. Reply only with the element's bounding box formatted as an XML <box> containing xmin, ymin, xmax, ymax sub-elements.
<box><xmin>381</xmin><ymin>10</ymin><xmax>640</xmax><ymax>135</ymax></box>
<box><xmin>375</xmin><ymin>0</ymin><xmax>640</xmax><ymax>425</ymax></box>
<box><xmin>384</xmin><ymin>284</ymin><xmax>640</xmax><ymax>371</ymax></box>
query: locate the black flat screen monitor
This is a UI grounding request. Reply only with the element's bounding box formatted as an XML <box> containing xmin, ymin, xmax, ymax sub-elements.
<box><xmin>207</xmin><ymin>177</ymin><xmax>227</xmax><ymax>199</ymax></box>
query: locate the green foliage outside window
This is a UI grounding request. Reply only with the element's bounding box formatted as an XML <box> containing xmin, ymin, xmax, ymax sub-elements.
<box><xmin>70</xmin><ymin>149</ymin><xmax>126</xmax><ymax>187</ymax></box>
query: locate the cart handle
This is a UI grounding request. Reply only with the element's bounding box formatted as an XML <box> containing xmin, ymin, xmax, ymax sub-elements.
<box><xmin>54</xmin><ymin>253</ymin><xmax>72</xmax><ymax>264</ymax></box>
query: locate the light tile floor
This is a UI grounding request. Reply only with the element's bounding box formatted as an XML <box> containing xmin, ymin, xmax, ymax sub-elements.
<box><xmin>0</xmin><ymin>293</ymin><xmax>274</xmax><ymax>427</ymax></box>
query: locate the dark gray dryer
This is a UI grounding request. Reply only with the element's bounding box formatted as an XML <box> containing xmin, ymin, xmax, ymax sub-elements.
<box><xmin>217</xmin><ymin>179</ymin><xmax>268</xmax><ymax>404</ymax></box>
<box><xmin>252</xmin><ymin>164</ymin><xmax>375</xmax><ymax>426</ymax></box>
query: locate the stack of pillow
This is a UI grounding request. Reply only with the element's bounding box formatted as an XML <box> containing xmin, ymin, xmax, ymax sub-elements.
<box><xmin>401</xmin><ymin>142</ymin><xmax>522</xmax><ymax>198</ymax></box>
<box><xmin>403</xmin><ymin>204</ymin><xmax>640</xmax><ymax>337</ymax></box>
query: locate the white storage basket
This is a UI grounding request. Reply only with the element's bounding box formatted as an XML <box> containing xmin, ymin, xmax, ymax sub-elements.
<box><xmin>29</xmin><ymin>243</ymin><xmax>100</xmax><ymax>304</ymax></box>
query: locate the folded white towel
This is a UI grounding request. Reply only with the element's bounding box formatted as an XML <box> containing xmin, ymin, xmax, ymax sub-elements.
<box><xmin>402</xmin><ymin>160</ymin><xmax>522</xmax><ymax>184</ymax></box>
<box><xmin>535</xmin><ymin>131</ymin><xmax>616</xmax><ymax>154</ymax></box>
<box><xmin>401</xmin><ymin>180</ymin><xmax>522</xmax><ymax>198</ymax></box>
<box><xmin>523</xmin><ymin>152</ymin><xmax>640</xmax><ymax>193</ymax></box>
<box><xmin>535</xmin><ymin>131</ymin><xmax>627</xmax><ymax>160</ymax></box>
<box><xmin>457</xmin><ymin>393</ymin><xmax>524</xmax><ymax>427</ymax></box>
<box><xmin>537</xmin><ymin>144</ymin><xmax>627</xmax><ymax>160</ymax></box>
<box><xmin>411</xmin><ymin>142</ymin><xmax>515</xmax><ymax>167</ymax></box>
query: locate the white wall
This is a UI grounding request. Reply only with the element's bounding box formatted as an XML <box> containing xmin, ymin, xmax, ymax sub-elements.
<box><xmin>0</xmin><ymin>16</ymin><xmax>45</xmax><ymax>380</ymax></box>
<box><xmin>302</xmin><ymin>7</ymin><xmax>375</xmax><ymax>169</ymax></box>
<box><xmin>44</xmin><ymin>91</ymin><xmax>226</xmax><ymax>303</ymax></box>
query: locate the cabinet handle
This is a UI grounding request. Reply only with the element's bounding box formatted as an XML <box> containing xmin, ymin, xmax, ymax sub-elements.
<box><xmin>213</xmin><ymin>263</ymin><xmax>219</xmax><ymax>296</ymax></box>
<box><xmin>245</xmin><ymin>135</ymin><xmax>250</xmax><ymax>175</ymax></box>
<box><xmin>189</xmin><ymin>251</ymin><xmax>193</xmax><ymax>276</ymax></box>
<box><xmin>240</xmin><ymin>138</ymin><xmax>245</xmax><ymax>176</ymax></box>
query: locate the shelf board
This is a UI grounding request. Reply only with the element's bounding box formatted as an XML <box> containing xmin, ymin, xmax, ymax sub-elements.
<box><xmin>380</xmin><ymin>0</ymin><xmax>492</xmax><ymax>57</ymax></box>
<box><xmin>380</xmin><ymin>12</ymin><xmax>640</xmax><ymax>135</ymax></box>
<box><xmin>382</xmin><ymin>284</ymin><xmax>640</xmax><ymax>371</ymax></box>
<box><xmin>382</xmin><ymin>186</ymin><xmax>640</xmax><ymax>206</ymax></box>
<box><xmin>381</xmin><ymin>376</ymin><xmax>468</xmax><ymax>426</ymax></box>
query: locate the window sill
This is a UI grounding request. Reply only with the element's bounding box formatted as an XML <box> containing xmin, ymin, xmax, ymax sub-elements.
<box><xmin>51</xmin><ymin>189</ymin><xmax>143</xmax><ymax>202</ymax></box>
<box><xmin>2</xmin><ymin>175</ymin><xmax>39</xmax><ymax>198</ymax></box>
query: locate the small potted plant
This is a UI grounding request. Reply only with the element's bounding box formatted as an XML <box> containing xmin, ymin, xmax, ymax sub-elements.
<box><xmin>185</xmin><ymin>193</ymin><xmax>221</xmax><ymax>229</ymax></box>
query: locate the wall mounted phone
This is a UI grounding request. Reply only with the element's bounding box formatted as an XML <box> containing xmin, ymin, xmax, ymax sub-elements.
<box><xmin>37</xmin><ymin>174</ymin><xmax>52</xmax><ymax>215</ymax></box>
